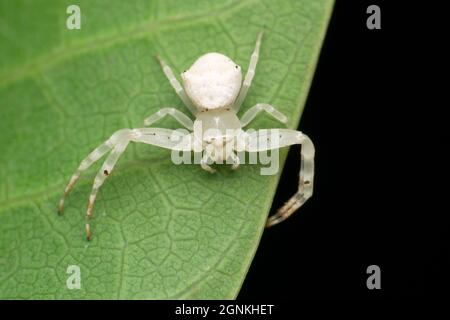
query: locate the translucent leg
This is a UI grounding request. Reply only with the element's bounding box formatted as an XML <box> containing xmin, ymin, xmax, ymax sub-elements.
<box><xmin>200</xmin><ymin>151</ymin><xmax>216</xmax><ymax>173</ymax></box>
<box><xmin>229</xmin><ymin>152</ymin><xmax>240</xmax><ymax>170</ymax></box>
<box><xmin>239</xmin><ymin>103</ymin><xmax>288</xmax><ymax>127</ymax></box>
<box><xmin>245</xmin><ymin>129</ymin><xmax>315</xmax><ymax>226</ymax></box>
<box><xmin>58</xmin><ymin>129</ymin><xmax>130</xmax><ymax>214</ymax></box>
<box><xmin>156</xmin><ymin>55</ymin><xmax>198</xmax><ymax>116</ymax></box>
<box><xmin>143</xmin><ymin>107</ymin><xmax>194</xmax><ymax>130</ymax></box>
<box><xmin>85</xmin><ymin>128</ymin><xmax>194</xmax><ymax>240</ymax></box>
<box><xmin>60</xmin><ymin>127</ymin><xmax>194</xmax><ymax>240</ymax></box>
<box><xmin>267</xmin><ymin>134</ymin><xmax>314</xmax><ymax>227</ymax></box>
<box><xmin>232</xmin><ymin>32</ymin><xmax>263</xmax><ymax>113</ymax></box>
<box><xmin>85</xmin><ymin>137</ymin><xmax>130</xmax><ymax>240</ymax></box>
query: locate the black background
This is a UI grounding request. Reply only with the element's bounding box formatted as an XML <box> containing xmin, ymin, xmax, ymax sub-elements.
<box><xmin>238</xmin><ymin>0</ymin><xmax>448</xmax><ymax>299</ymax></box>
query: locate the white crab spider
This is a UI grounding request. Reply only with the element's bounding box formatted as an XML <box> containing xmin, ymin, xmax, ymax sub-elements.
<box><xmin>58</xmin><ymin>32</ymin><xmax>315</xmax><ymax>240</ymax></box>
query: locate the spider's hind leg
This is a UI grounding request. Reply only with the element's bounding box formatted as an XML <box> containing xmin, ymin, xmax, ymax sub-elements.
<box><xmin>232</xmin><ymin>32</ymin><xmax>263</xmax><ymax>113</ymax></box>
<box><xmin>156</xmin><ymin>56</ymin><xmax>198</xmax><ymax>116</ymax></box>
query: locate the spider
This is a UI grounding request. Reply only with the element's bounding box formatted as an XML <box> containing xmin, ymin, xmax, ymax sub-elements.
<box><xmin>58</xmin><ymin>32</ymin><xmax>315</xmax><ymax>240</ymax></box>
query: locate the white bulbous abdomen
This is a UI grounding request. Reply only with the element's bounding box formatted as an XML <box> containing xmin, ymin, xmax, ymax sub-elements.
<box><xmin>181</xmin><ymin>52</ymin><xmax>242</xmax><ymax>110</ymax></box>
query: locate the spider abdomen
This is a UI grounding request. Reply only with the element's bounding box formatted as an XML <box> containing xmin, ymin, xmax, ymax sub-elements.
<box><xmin>181</xmin><ymin>53</ymin><xmax>242</xmax><ymax>111</ymax></box>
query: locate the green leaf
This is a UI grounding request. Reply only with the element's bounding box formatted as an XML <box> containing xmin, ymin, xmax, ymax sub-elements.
<box><xmin>0</xmin><ymin>0</ymin><xmax>334</xmax><ymax>299</ymax></box>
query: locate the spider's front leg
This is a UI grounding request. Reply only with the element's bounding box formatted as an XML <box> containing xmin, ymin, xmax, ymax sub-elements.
<box><xmin>58</xmin><ymin>129</ymin><xmax>134</xmax><ymax>240</ymax></box>
<box><xmin>58</xmin><ymin>129</ymin><xmax>130</xmax><ymax>215</ymax></box>
<box><xmin>59</xmin><ymin>128</ymin><xmax>193</xmax><ymax>240</ymax></box>
<box><xmin>245</xmin><ymin>129</ymin><xmax>315</xmax><ymax>227</ymax></box>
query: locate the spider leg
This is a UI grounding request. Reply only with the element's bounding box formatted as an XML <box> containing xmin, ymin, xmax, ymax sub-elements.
<box><xmin>239</xmin><ymin>103</ymin><xmax>288</xmax><ymax>127</ymax></box>
<box><xmin>229</xmin><ymin>151</ymin><xmax>240</xmax><ymax>170</ymax></box>
<box><xmin>85</xmin><ymin>128</ymin><xmax>194</xmax><ymax>240</ymax></box>
<box><xmin>245</xmin><ymin>129</ymin><xmax>315</xmax><ymax>227</ymax></box>
<box><xmin>58</xmin><ymin>129</ymin><xmax>130</xmax><ymax>214</ymax></box>
<box><xmin>156</xmin><ymin>55</ymin><xmax>198</xmax><ymax>116</ymax></box>
<box><xmin>61</xmin><ymin>128</ymin><xmax>194</xmax><ymax>240</ymax></box>
<box><xmin>143</xmin><ymin>107</ymin><xmax>193</xmax><ymax>130</ymax></box>
<box><xmin>200</xmin><ymin>149</ymin><xmax>216</xmax><ymax>173</ymax></box>
<box><xmin>132</xmin><ymin>128</ymin><xmax>194</xmax><ymax>151</ymax></box>
<box><xmin>232</xmin><ymin>32</ymin><xmax>263</xmax><ymax>113</ymax></box>
<box><xmin>85</xmin><ymin>136</ymin><xmax>131</xmax><ymax>240</ymax></box>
